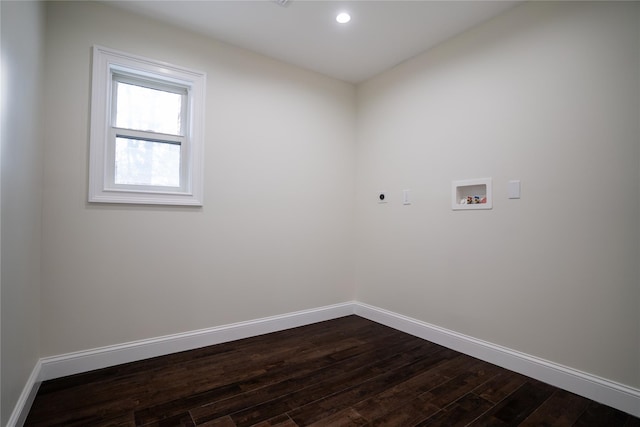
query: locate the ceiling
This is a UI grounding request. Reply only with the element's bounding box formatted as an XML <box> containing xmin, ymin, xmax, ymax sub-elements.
<box><xmin>106</xmin><ymin>0</ymin><xmax>521</xmax><ymax>84</ymax></box>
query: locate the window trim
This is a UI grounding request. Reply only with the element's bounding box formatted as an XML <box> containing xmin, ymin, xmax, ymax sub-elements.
<box><xmin>89</xmin><ymin>45</ymin><xmax>206</xmax><ymax>206</ymax></box>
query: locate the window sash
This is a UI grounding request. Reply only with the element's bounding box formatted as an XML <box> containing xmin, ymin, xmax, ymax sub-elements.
<box><xmin>107</xmin><ymin>71</ymin><xmax>190</xmax><ymax>194</ymax></box>
<box><xmin>111</xmin><ymin>74</ymin><xmax>188</xmax><ymax>137</ymax></box>
<box><xmin>106</xmin><ymin>127</ymin><xmax>189</xmax><ymax>194</ymax></box>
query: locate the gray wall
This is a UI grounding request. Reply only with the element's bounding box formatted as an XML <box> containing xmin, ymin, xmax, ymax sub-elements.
<box><xmin>40</xmin><ymin>1</ymin><xmax>357</xmax><ymax>356</ymax></box>
<box><xmin>355</xmin><ymin>1</ymin><xmax>640</xmax><ymax>388</ymax></box>
<box><xmin>0</xmin><ymin>1</ymin><xmax>45</xmax><ymax>424</ymax></box>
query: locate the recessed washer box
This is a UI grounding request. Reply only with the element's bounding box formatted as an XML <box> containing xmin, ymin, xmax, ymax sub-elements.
<box><xmin>452</xmin><ymin>178</ymin><xmax>492</xmax><ymax>210</ymax></box>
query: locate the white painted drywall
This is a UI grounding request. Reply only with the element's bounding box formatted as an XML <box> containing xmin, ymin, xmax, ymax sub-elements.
<box><xmin>0</xmin><ymin>1</ymin><xmax>45</xmax><ymax>424</ymax></box>
<box><xmin>355</xmin><ymin>1</ymin><xmax>640</xmax><ymax>388</ymax></box>
<box><xmin>40</xmin><ymin>1</ymin><xmax>357</xmax><ymax>356</ymax></box>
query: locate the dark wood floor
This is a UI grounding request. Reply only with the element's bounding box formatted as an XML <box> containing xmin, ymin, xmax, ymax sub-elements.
<box><xmin>25</xmin><ymin>316</ymin><xmax>638</xmax><ymax>427</ymax></box>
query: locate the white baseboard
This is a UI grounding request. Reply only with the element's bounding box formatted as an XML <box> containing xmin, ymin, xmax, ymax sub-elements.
<box><xmin>353</xmin><ymin>302</ymin><xmax>640</xmax><ymax>418</ymax></box>
<box><xmin>12</xmin><ymin>301</ymin><xmax>637</xmax><ymax>424</ymax></box>
<box><xmin>39</xmin><ymin>302</ymin><xmax>355</xmax><ymax>381</ymax></box>
<box><xmin>6</xmin><ymin>360</ymin><xmax>41</xmax><ymax>427</ymax></box>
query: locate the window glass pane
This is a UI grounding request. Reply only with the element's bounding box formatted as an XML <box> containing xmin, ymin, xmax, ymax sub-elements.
<box><xmin>115</xmin><ymin>137</ymin><xmax>180</xmax><ymax>187</ymax></box>
<box><xmin>115</xmin><ymin>82</ymin><xmax>183</xmax><ymax>135</ymax></box>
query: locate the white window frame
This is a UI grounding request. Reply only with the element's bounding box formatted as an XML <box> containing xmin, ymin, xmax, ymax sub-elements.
<box><xmin>89</xmin><ymin>45</ymin><xmax>206</xmax><ymax>205</ymax></box>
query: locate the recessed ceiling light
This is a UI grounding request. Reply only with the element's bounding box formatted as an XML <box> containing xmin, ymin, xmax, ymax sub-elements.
<box><xmin>336</xmin><ymin>12</ymin><xmax>351</xmax><ymax>24</ymax></box>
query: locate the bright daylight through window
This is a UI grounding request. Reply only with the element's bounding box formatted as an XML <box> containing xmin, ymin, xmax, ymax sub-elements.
<box><xmin>89</xmin><ymin>46</ymin><xmax>206</xmax><ymax>205</ymax></box>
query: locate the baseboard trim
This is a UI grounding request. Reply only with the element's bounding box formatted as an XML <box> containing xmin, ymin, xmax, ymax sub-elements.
<box><xmin>39</xmin><ymin>302</ymin><xmax>355</xmax><ymax>381</ymax></box>
<box><xmin>26</xmin><ymin>301</ymin><xmax>639</xmax><ymax>420</ymax></box>
<box><xmin>7</xmin><ymin>360</ymin><xmax>41</xmax><ymax>427</ymax></box>
<box><xmin>353</xmin><ymin>302</ymin><xmax>640</xmax><ymax>418</ymax></box>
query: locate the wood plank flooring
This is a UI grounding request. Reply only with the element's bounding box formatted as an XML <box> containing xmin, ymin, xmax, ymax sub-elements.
<box><xmin>25</xmin><ymin>316</ymin><xmax>639</xmax><ymax>427</ymax></box>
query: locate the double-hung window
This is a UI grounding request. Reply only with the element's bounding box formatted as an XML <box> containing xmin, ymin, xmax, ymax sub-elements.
<box><xmin>89</xmin><ymin>46</ymin><xmax>206</xmax><ymax>205</ymax></box>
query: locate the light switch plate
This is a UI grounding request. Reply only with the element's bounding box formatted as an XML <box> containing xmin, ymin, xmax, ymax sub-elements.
<box><xmin>403</xmin><ymin>189</ymin><xmax>411</xmax><ymax>205</ymax></box>
<box><xmin>508</xmin><ymin>180</ymin><xmax>521</xmax><ymax>199</ymax></box>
